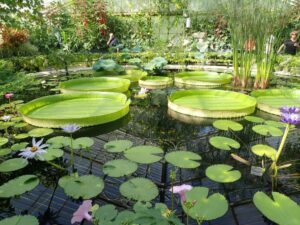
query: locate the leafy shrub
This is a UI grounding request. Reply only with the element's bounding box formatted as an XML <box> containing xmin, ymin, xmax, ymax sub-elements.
<box><xmin>144</xmin><ymin>57</ymin><xmax>168</xmax><ymax>75</ymax></box>
<box><xmin>92</xmin><ymin>59</ymin><xmax>125</xmax><ymax>75</ymax></box>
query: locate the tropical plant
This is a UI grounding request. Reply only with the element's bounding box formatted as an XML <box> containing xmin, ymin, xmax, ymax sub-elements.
<box><xmin>144</xmin><ymin>57</ymin><xmax>168</xmax><ymax>75</ymax></box>
<box><xmin>92</xmin><ymin>59</ymin><xmax>125</xmax><ymax>75</ymax></box>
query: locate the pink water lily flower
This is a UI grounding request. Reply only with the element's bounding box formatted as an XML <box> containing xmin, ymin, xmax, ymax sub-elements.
<box><xmin>170</xmin><ymin>184</ymin><xmax>193</xmax><ymax>202</ymax></box>
<box><xmin>71</xmin><ymin>200</ymin><xmax>93</xmax><ymax>224</ymax></box>
<box><xmin>4</xmin><ymin>93</ymin><xmax>14</xmax><ymax>99</ymax></box>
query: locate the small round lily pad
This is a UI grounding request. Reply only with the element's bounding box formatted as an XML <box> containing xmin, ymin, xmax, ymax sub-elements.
<box><xmin>14</xmin><ymin>122</ymin><xmax>28</xmax><ymax>128</ymax></box>
<box><xmin>244</xmin><ymin>116</ymin><xmax>265</xmax><ymax>123</ymax></box>
<box><xmin>183</xmin><ymin>187</ymin><xmax>228</xmax><ymax>221</ymax></box>
<box><xmin>213</xmin><ymin>120</ymin><xmax>243</xmax><ymax>131</ymax></box>
<box><xmin>47</xmin><ymin>136</ymin><xmax>71</xmax><ymax>148</ymax></box>
<box><xmin>0</xmin><ymin>175</ymin><xmax>39</xmax><ymax>198</ymax></box>
<box><xmin>265</xmin><ymin>120</ymin><xmax>286</xmax><ymax>128</ymax></box>
<box><xmin>0</xmin><ymin>215</ymin><xmax>39</xmax><ymax>225</ymax></box>
<box><xmin>252</xmin><ymin>125</ymin><xmax>283</xmax><ymax>137</ymax></box>
<box><xmin>251</xmin><ymin>144</ymin><xmax>277</xmax><ymax>160</ymax></box>
<box><xmin>103</xmin><ymin>159</ymin><xmax>138</xmax><ymax>177</ymax></box>
<box><xmin>0</xmin><ymin>158</ymin><xmax>28</xmax><ymax>172</ymax></box>
<box><xmin>104</xmin><ymin>140</ymin><xmax>133</xmax><ymax>153</ymax></box>
<box><xmin>124</xmin><ymin>145</ymin><xmax>163</xmax><ymax>164</ymax></box>
<box><xmin>11</xmin><ymin>142</ymin><xmax>28</xmax><ymax>151</ymax></box>
<box><xmin>0</xmin><ymin>148</ymin><xmax>11</xmax><ymax>156</ymax></box>
<box><xmin>206</xmin><ymin>164</ymin><xmax>241</xmax><ymax>183</ymax></box>
<box><xmin>165</xmin><ymin>151</ymin><xmax>201</xmax><ymax>168</ymax></box>
<box><xmin>73</xmin><ymin>137</ymin><xmax>94</xmax><ymax>149</ymax></box>
<box><xmin>209</xmin><ymin>136</ymin><xmax>240</xmax><ymax>151</ymax></box>
<box><xmin>15</xmin><ymin>133</ymin><xmax>29</xmax><ymax>140</ymax></box>
<box><xmin>59</xmin><ymin>174</ymin><xmax>104</xmax><ymax>199</ymax></box>
<box><xmin>120</xmin><ymin>178</ymin><xmax>159</xmax><ymax>202</ymax></box>
<box><xmin>93</xmin><ymin>204</ymin><xmax>118</xmax><ymax>223</ymax></box>
<box><xmin>28</xmin><ymin>128</ymin><xmax>53</xmax><ymax>137</ymax></box>
<box><xmin>0</xmin><ymin>137</ymin><xmax>8</xmax><ymax>146</ymax></box>
<box><xmin>42</xmin><ymin>148</ymin><xmax>64</xmax><ymax>161</ymax></box>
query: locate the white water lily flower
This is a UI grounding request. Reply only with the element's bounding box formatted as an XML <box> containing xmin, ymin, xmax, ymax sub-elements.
<box><xmin>138</xmin><ymin>87</ymin><xmax>148</xmax><ymax>95</ymax></box>
<box><xmin>62</xmin><ymin>124</ymin><xmax>81</xmax><ymax>133</ymax></box>
<box><xmin>19</xmin><ymin>138</ymin><xmax>48</xmax><ymax>160</ymax></box>
<box><xmin>1</xmin><ymin>115</ymin><xmax>11</xmax><ymax>122</ymax></box>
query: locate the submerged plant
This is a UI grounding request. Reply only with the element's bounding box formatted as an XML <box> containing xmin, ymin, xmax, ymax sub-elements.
<box><xmin>19</xmin><ymin>138</ymin><xmax>48</xmax><ymax>160</ymax></box>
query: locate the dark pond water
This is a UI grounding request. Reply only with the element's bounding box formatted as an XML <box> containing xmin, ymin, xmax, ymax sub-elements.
<box><xmin>0</xmin><ymin>72</ymin><xmax>299</xmax><ymax>225</ymax></box>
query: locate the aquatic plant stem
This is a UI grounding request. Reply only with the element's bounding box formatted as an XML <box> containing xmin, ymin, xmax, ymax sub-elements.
<box><xmin>70</xmin><ymin>134</ymin><xmax>75</xmax><ymax>172</ymax></box>
<box><xmin>46</xmin><ymin>161</ymin><xmax>66</xmax><ymax>171</ymax></box>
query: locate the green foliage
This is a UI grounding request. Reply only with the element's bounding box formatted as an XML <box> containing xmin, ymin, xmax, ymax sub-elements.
<box><xmin>0</xmin><ymin>158</ymin><xmax>28</xmax><ymax>172</ymax></box>
<box><xmin>0</xmin><ymin>215</ymin><xmax>39</xmax><ymax>225</ymax></box>
<box><xmin>92</xmin><ymin>59</ymin><xmax>125</xmax><ymax>74</ymax></box>
<box><xmin>144</xmin><ymin>57</ymin><xmax>168</xmax><ymax>75</ymax></box>
<box><xmin>209</xmin><ymin>136</ymin><xmax>240</xmax><ymax>151</ymax></box>
<box><xmin>165</xmin><ymin>151</ymin><xmax>201</xmax><ymax>168</ymax></box>
<box><xmin>124</xmin><ymin>145</ymin><xmax>163</xmax><ymax>164</ymax></box>
<box><xmin>205</xmin><ymin>164</ymin><xmax>241</xmax><ymax>183</ymax></box>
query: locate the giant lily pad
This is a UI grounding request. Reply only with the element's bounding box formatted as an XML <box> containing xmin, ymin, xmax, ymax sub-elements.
<box><xmin>165</xmin><ymin>151</ymin><xmax>201</xmax><ymax>168</ymax></box>
<box><xmin>0</xmin><ymin>137</ymin><xmax>8</xmax><ymax>146</ymax></box>
<box><xmin>19</xmin><ymin>92</ymin><xmax>130</xmax><ymax>128</ymax></box>
<box><xmin>0</xmin><ymin>158</ymin><xmax>28</xmax><ymax>172</ymax></box>
<box><xmin>103</xmin><ymin>159</ymin><xmax>138</xmax><ymax>177</ymax></box>
<box><xmin>183</xmin><ymin>187</ymin><xmax>228</xmax><ymax>221</ymax></box>
<box><xmin>124</xmin><ymin>145</ymin><xmax>163</xmax><ymax>164</ymax></box>
<box><xmin>0</xmin><ymin>215</ymin><xmax>39</xmax><ymax>225</ymax></box>
<box><xmin>175</xmin><ymin>71</ymin><xmax>232</xmax><ymax>88</ymax></box>
<box><xmin>139</xmin><ymin>76</ymin><xmax>173</xmax><ymax>89</ymax></box>
<box><xmin>104</xmin><ymin>140</ymin><xmax>133</xmax><ymax>153</ymax></box>
<box><xmin>0</xmin><ymin>175</ymin><xmax>39</xmax><ymax>198</ymax></box>
<box><xmin>58</xmin><ymin>174</ymin><xmax>104</xmax><ymax>199</ymax></box>
<box><xmin>251</xmin><ymin>144</ymin><xmax>277</xmax><ymax>160</ymax></box>
<box><xmin>213</xmin><ymin>120</ymin><xmax>243</xmax><ymax>131</ymax></box>
<box><xmin>169</xmin><ymin>90</ymin><xmax>256</xmax><ymax>119</ymax></box>
<box><xmin>59</xmin><ymin>77</ymin><xmax>130</xmax><ymax>93</ymax></box>
<box><xmin>116</xmin><ymin>70</ymin><xmax>147</xmax><ymax>82</ymax></box>
<box><xmin>209</xmin><ymin>136</ymin><xmax>240</xmax><ymax>151</ymax></box>
<box><xmin>28</xmin><ymin>128</ymin><xmax>53</xmax><ymax>137</ymax></box>
<box><xmin>205</xmin><ymin>164</ymin><xmax>241</xmax><ymax>183</ymax></box>
<box><xmin>251</xmin><ymin>89</ymin><xmax>300</xmax><ymax>115</ymax></box>
<box><xmin>253</xmin><ymin>192</ymin><xmax>300</xmax><ymax>225</ymax></box>
<box><xmin>252</xmin><ymin>125</ymin><xmax>283</xmax><ymax>137</ymax></box>
<box><xmin>119</xmin><ymin>178</ymin><xmax>159</xmax><ymax>201</ymax></box>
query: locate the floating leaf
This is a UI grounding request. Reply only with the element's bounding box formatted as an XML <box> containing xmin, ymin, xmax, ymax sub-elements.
<box><xmin>253</xmin><ymin>192</ymin><xmax>300</xmax><ymax>225</ymax></box>
<box><xmin>0</xmin><ymin>137</ymin><xmax>8</xmax><ymax>146</ymax></box>
<box><xmin>209</xmin><ymin>136</ymin><xmax>240</xmax><ymax>151</ymax></box>
<box><xmin>0</xmin><ymin>215</ymin><xmax>39</xmax><ymax>225</ymax></box>
<box><xmin>0</xmin><ymin>175</ymin><xmax>39</xmax><ymax>198</ymax></box>
<box><xmin>213</xmin><ymin>120</ymin><xmax>243</xmax><ymax>131</ymax></box>
<box><xmin>11</xmin><ymin>117</ymin><xmax>23</xmax><ymax>122</ymax></box>
<box><xmin>183</xmin><ymin>187</ymin><xmax>228</xmax><ymax>221</ymax></box>
<box><xmin>120</xmin><ymin>178</ymin><xmax>159</xmax><ymax>201</ymax></box>
<box><xmin>47</xmin><ymin>136</ymin><xmax>71</xmax><ymax>148</ymax></box>
<box><xmin>252</xmin><ymin>125</ymin><xmax>283</xmax><ymax>137</ymax></box>
<box><xmin>59</xmin><ymin>175</ymin><xmax>104</xmax><ymax>199</ymax></box>
<box><xmin>244</xmin><ymin>116</ymin><xmax>265</xmax><ymax>123</ymax></box>
<box><xmin>11</xmin><ymin>142</ymin><xmax>28</xmax><ymax>151</ymax></box>
<box><xmin>124</xmin><ymin>146</ymin><xmax>163</xmax><ymax>164</ymax></box>
<box><xmin>113</xmin><ymin>211</ymin><xmax>135</xmax><ymax>224</ymax></box>
<box><xmin>0</xmin><ymin>158</ymin><xmax>28</xmax><ymax>172</ymax></box>
<box><xmin>14</xmin><ymin>122</ymin><xmax>28</xmax><ymax>128</ymax></box>
<box><xmin>0</xmin><ymin>148</ymin><xmax>11</xmax><ymax>156</ymax></box>
<box><xmin>28</xmin><ymin>128</ymin><xmax>53</xmax><ymax>137</ymax></box>
<box><xmin>103</xmin><ymin>159</ymin><xmax>138</xmax><ymax>177</ymax></box>
<box><xmin>15</xmin><ymin>133</ymin><xmax>29</xmax><ymax>140</ymax></box>
<box><xmin>165</xmin><ymin>151</ymin><xmax>201</xmax><ymax>168</ymax></box>
<box><xmin>206</xmin><ymin>164</ymin><xmax>241</xmax><ymax>183</ymax></box>
<box><xmin>265</xmin><ymin>120</ymin><xmax>286</xmax><ymax>128</ymax></box>
<box><xmin>104</xmin><ymin>140</ymin><xmax>133</xmax><ymax>153</ymax></box>
<box><xmin>42</xmin><ymin>148</ymin><xmax>64</xmax><ymax>161</ymax></box>
<box><xmin>73</xmin><ymin>137</ymin><xmax>94</xmax><ymax>149</ymax></box>
<box><xmin>251</xmin><ymin>144</ymin><xmax>277</xmax><ymax>160</ymax></box>
<box><xmin>93</xmin><ymin>204</ymin><xmax>118</xmax><ymax>223</ymax></box>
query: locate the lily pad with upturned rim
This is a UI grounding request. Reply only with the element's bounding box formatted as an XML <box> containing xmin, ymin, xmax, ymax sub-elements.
<box><xmin>0</xmin><ymin>175</ymin><xmax>39</xmax><ymax>198</ymax></box>
<box><xmin>253</xmin><ymin>191</ymin><xmax>300</xmax><ymax>225</ymax></box>
<box><xmin>58</xmin><ymin>174</ymin><xmax>104</xmax><ymax>199</ymax></box>
<box><xmin>209</xmin><ymin>136</ymin><xmax>240</xmax><ymax>151</ymax></box>
<box><xmin>104</xmin><ymin>140</ymin><xmax>133</xmax><ymax>153</ymax></box>
<box><xmin>124</xmin><ymin>145</ymin><xmax>163</xmax><ymax>164</ymax></box>
<box><xmin>252</xmin><ymin>125</ymin><xmax>283</xmax><ymax>137</ymax></box>
<box><xmin>205</xmin><ymin>164</ymin><xmax>241</xmax><ymax>183</ymax></box>
<box><xmin>251</xmin><ymin>144</ymin><xmax>277</xmax><ymax>160</ymax></box>
<box><xmin>119</xmin><ymin>178</ymin><xmax>159</xmax><ymax>202</ymax></box>
<box><xmin>213</xmin><ymin>120</ymin><xmax>243</xmax><ymax>131</ymax></box>
<box><xmin>19</xmin><ymin>92</ymin><xmax>130</xmax><ymax>128</ymax></box>
<box><xmin>28</xmin><ymin>128</ymin><xmax>53</xmax><ymax>137</ymax></box>
<box><xmin>165</xmin><ymin>151</ymin><xmax>201</xmax><ymax>168</ymax></box>
<box><xmin>139</xmin><ymin>76</ymin><xmax>173</xmax><ymax>90</ymax></box>
<box><xmin>0</xmin><ymin>215</ymin><xmax>39</xmax><ymax>225</ymax></box>
<box><xmin>0</xmin><ymin>158</ymin><xmax>28</xmax><ymax>172</ymax></box>
<box><xmin>183</xmin><ymin>187</ymin><xmax>228</xmax><ymax>221</ymax></box>
<box><xmin>103</xmin><ymin>159</ymin><xmax>138</xmax><ymax>177</ymax></box>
